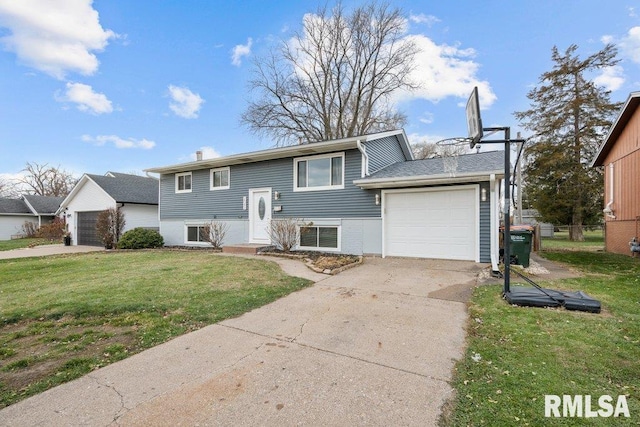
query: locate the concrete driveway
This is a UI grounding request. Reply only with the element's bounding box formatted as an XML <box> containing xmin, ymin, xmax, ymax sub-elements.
<box><xmin>0</xmin><ymin>244</ymin><xmax>104</xmax><ymax>259</ymax></box>
<box><xmin>0</xmin><ymin>256</ymin><xmax>483</xmax><ymax>426</ymax></box>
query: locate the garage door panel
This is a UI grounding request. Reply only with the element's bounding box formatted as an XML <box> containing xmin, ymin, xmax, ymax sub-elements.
<box><xmin>77</xmin><ymin>211</ymin><xmax>103</xmax><ymax>246</ymax></box>
<box><xmin>384</xmin><ymin>188</ymin><xmax>477</xmax><ymax>261</ymax></box>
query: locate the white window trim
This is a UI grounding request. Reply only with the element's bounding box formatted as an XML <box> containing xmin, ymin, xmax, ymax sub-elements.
<box><xmin>184</xmin><ymin>223</ymin><xmax>210</xmax><ymax>245</ymax></box>
<box><xmin>298</xmin><ymin>224</ymin><xmax>341</xmax><ymax>252</ymax></box>
<box><xmin>175</xmin><ymin>172</ymin><xmax>192</xmax><ymax>193</ymax></box>
<box><xmin>293</xmin><ymin>152</ymin><xmax>345</xmax><ymax>192</ymax></box>
<box><xmin>210</xmin><ymin>167</ymin><xmax>230</xmax><ymax>191</ymax></box>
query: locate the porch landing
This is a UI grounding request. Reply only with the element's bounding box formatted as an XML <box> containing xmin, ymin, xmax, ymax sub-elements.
<box><xmin>222</xmin><ymin>244</ymin><xmax>273</xmax><ymax>255</ymax></box>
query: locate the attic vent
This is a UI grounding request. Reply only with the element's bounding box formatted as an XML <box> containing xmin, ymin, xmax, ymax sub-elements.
<box><xmin>196</xmin><ymin>150</ymin><xmax>203</xmax><ymax>161</ymax></box>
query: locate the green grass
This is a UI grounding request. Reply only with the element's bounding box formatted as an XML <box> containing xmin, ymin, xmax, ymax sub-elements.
<box><xmin>0</xmin><ymin>251</ymin><xmax>312</xmax><ymax>408</ymax></box>
<box><xmin>541</xmin><ymin>230</ymin><xmax>604</xmax><ymax>251</ymax></box>
<box><xmin>444</xmin><ymin>250</ymin><xmax>639</xmax><ymax>426</ymax></box>
<box><xmin>0</xmin><ymin>238</ymin><xmax>59</xmax><ymax>251</ymax></box>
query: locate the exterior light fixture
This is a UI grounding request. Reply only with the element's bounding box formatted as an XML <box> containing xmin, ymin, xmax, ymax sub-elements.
<box><xmin>481</xmin><ymin>188</ymin><xmax>487</xmax><ymax>202</ymax></box>
<box><xmin>375</xmin><ymin>193</ymin><xmax>380</xmax><ymax>205</ymax></box>
<box><xmin>242</xmin><ymin>196</ymin><xmax>247</xmax><ymax>210</ymax></box>
<box><xmin>274</xmin><ymin>191</ymin><xmax>280</xmax><ymax>200</ymax></box>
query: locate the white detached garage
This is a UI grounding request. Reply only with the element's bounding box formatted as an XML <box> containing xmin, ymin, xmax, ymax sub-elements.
<box><xmin>57</xmin><ymin>172</ymin><xmax>159</xmax><ymax>246</ymax></box>
<box><xmin>354</xmin><ymin>151</ymin><xmax>504</xmax><ymax>265</ymax></box>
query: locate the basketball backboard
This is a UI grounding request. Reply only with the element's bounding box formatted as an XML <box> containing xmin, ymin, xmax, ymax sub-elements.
<box><xmin>466</xmin><ymin>86</ymin><xmax>483</xmax><ymax>148</ymax></box>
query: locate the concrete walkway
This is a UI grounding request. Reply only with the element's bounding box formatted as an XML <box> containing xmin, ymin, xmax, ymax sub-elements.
<box><xmin>0</xmin><ymin>256</ymin><xmax>483</xmax><ymax>426</ymax></box>
<box><xmin>0</xmin><ymin>244</ymin><xmax>104</xmax><ymax>259</ymax></box>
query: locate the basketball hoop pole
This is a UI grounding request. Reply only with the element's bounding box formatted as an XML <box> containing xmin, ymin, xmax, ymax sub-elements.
<box><xmin>481</xmin><ymin>127</ymin><xmax>525</xmax><ymax>295</ymax></box>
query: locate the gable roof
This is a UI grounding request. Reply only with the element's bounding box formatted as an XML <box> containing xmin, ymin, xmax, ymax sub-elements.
<box><xmin>23</xmin><ymin>195</ymin><xmax>63</xmax><ymax>215</ymax></box>
<box><xmin>354</xmin><ymin>150</ymin><xmax>505</xmax><ymax>188</ymax></box>
<box><xmin>0</xmin><ymin>198</ymin><xmax>32</xmax><ymax>215</ymax></box>
<box><xmin>145</xmin><ymin>130</ymin><xmax>412</xmax><ymax>174</ymax></box>
<box><xmin>59</xmin><ymin>172</ymin><xmax>159</xmax><ymax>212</ymax></box>
<box><xmin>592</xmin><ymin>91</ymin><xmax>640</xmax><ymax>167</ymax></box>
<box><xmin>84</xmin><ymin>172</ymin><xmax>159</xmax><ymax>205</ymax></box>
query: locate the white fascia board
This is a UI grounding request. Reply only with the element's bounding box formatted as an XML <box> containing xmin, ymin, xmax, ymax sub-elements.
<box><xmin>56</xmin><ymin>174</ymin><xmax>115</xmax><ymax>214</ymax></box>
<box><xmin>144</xmin><ymin>130</ymin><xmax>408</xmax><ymax>175</ymax></box>
<box><xmin>354</xmin><ymin>170</ymin><xmax>504</xmax><ymax>189</ymax></box>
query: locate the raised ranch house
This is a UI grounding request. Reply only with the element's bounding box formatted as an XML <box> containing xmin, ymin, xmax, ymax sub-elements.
<box><xmin>146</xmin><ymin>130</ymin><xmax>505</xmax><ymax>263</ymax></box>
<box><xmin>592</xmin><ymin>91</ymin><xmax>640</xmax><ymax>255</ymax></box>
<box><xmin>57</xmin><ymin>172</ymin><xmax>159</xmax><ymax>246</ymax></box>
<box><xmin>0</xmin><ymin>195</ymin><xmax>63</xmax><ymax>240</ymax></box>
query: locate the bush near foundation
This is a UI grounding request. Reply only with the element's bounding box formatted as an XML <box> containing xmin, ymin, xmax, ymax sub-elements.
<box><xmin>117</xmin><ymin>228</ymin><xmax>164</xmax><ymax>249</ymax></box>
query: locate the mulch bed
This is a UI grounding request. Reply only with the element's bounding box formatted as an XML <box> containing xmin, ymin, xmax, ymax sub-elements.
<box><xmin>259</xmin><ymin>249</ymin><xmax>363</xmax><ymax>275</ymax></box>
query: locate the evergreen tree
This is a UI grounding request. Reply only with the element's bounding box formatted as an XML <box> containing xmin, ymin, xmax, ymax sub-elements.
<box><xmin>514</xmin><ymin>44</ymin><xmax>621</xmax><ymax>241</ymax></box>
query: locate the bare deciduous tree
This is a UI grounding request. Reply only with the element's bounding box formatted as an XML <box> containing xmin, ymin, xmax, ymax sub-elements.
<box><xmin>242</xmin><ymin>2</ymin><xmax>420</xmax><ymax>145</ymax></box>
<box><xmin>17</xmin><ymin>162</ymin><xmax>77</xmax><ymax>197</ymax></box>
<box><xmin>199</xmin><ymin>221</ymin><xmax>229</xmax><ymax>249</ymax></box>
<box><xmin>96</xmin><ymin>207</ymin><xmax>126</xmax><ymax>249</ymax></box>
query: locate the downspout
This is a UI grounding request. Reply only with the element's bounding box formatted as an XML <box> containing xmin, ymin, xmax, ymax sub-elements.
<box><xmin>356</xmin><ymin>140</ymin><xmax>369</xmax><ymax>178</ymax></box>
<box><xmin>490</xmin><ymin>174</ymin><xmax>500</xmax><ymax>274</ymax></box>
<box><xmin>603</xmin><ymin>163</ymin><xmax>616</xmax><ymax>219</ymax></box>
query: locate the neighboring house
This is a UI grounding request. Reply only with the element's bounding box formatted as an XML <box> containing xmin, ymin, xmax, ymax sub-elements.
<box><xmin>592</xmin><ymin>91</ymin><xmax>640</xmax><ymax>255</ymax></box>
<box><xmin>57</xmin><ymin>172</ymin><xmax>159</xmax><ymax>246</ymax></box>
<box><xmin>146</xmin><ymin>130</ymin><xmax>505</xmax><ymax>263</ymax></box>
<box><xmin>0</xmin><ymin>195</ymin><xmax>63</xmax><ymax>240</ymax></box>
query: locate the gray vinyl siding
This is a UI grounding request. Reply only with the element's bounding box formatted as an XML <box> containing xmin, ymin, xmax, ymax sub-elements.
<box><xmin>479</xmin><ymin>182</ymin><xmax>490</xmax><ymax>263</ymax></box>
<box><xmin>159</xmin><ymin>149</ymin><xmax>381</xmax><ymax>220</ymax></box>
<box><xmin>364</xmin><ymin>135</ymin><xmax>408</xmax><ymax>174</ymax></box>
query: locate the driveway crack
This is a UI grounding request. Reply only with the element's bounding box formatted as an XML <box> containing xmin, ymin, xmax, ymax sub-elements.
<box><xmin>87</xmin><ymin>374</ymin><xmax>127</xmax><ymax>426</ymax></box>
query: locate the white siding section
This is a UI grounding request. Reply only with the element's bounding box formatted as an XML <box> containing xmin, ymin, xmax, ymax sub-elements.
<box><xmin>121</xmin><ymin>205</ymin><xmax>159</xmax><ymax>231</ymax></box>
<box><xmin>160</xmin><ymin>219</ymin><xmax>248</xmax><ymax>246</ymax></box>
<box><xmin>0</xmin><ymin>215</ymin><xmax>36</xmax><ymax>240</ymax></box>
<box><xmin>65</xmin><ymin>180</ymin><xmax>115</xmax><ymax>245</ymax></box>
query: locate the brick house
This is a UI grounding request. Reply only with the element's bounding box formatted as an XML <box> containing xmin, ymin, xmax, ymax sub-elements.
<box><xmin>592</xmin><ymin>91</ymin><xmax>640</xmax><ymax>255</ymax></box>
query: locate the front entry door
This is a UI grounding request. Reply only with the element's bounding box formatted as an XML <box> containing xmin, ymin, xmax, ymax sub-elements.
<box><xmin>249</xmin><ymin>188</ymin><xmax>272</xmax><ymax>243</ymax></box>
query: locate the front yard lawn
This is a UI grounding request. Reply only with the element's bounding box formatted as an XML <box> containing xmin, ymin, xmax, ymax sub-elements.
<box><xmin>0</xmin><ymin>251</ymin><xmax>312</xmax><ymax>408</ymax></box>
<box><xmin>444</xmin><ymin>250</ymin><xmax>639</xmax><ymax>425</ymax></box>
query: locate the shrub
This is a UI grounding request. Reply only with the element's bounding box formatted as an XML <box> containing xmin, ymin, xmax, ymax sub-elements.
<box><xmin>96</xmin><ymin>208</ymin><xmax>125</xmax><ymax>249</ymax></box>
<box><xmin>199</xmin><ymin>221</ymin><xmax>229</xmax><ymax>249</ymax></box>
<box><xmin>36</xmin><ymin>217</ymin><xmax>66</xmax><ymax>240</ymax></box>
<box><xmin>268</xmin><ymin>218</ymin><xmax>306</xmax><ymax>252</ymax></box>
<box><xmin>118</xmin><ymin>228</ymin><xmax>164</xmax><ymax>249</ymax></box>
<box><xmin>21</xmin><ymin>221</ymin><xmax>38</xmax><ymax>238</ymax></box>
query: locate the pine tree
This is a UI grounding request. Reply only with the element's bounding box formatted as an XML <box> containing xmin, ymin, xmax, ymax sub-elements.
<box><xmin>514</xmin><ymin>44</ymin><xmax>622</xmax><ymax>241</ymax></box>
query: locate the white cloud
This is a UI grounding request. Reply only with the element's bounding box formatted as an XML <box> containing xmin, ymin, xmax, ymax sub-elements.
<box><xmin>619</xmin><ymin>26</ymin><xmax>640</xmax><ymax>64</ymax></box>
<box><xmin>168</xmin><ymin>85</ymin><xmax>204</xmax><ymax>119</ymax></box>
<box><xmin>0</xmin><ymin>0</ymin><xmax>117</xmax><ymax>79</ymax></box>
<box><xmin>409</xmin><ymin>13</ymin><xmax>440</xmax><ymax>26</ymax></box>
<box><xmin>394</xmin><ymin>35</ymin><xmax>497</xmax><ymax>109</ymax></box>
<box><xmin>593</xmin><ymin>65</ymin><xmax>625</xmax><ymax>91</ymax></box>
<box><xmin>190</xmin><ymin>146</ymin><xmax>221</xmax><ymax>161</ymax></box>
<box><xmin>231</xmin><ymin>37</ymin><xmax>253</xmax><ymax>66</ymax></box>
<box><xmin>58</xmin><ymin>82</ymin><xmax>113</xmax><ymax>114</ymax></box>
<box><xmin>82</xmin><ymin>134</ymin><xmax>156</xmax><ymax>150</ymax></box>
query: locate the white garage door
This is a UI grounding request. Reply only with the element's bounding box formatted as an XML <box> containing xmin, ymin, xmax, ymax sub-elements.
<box><xmin>384</xmin><ymin>186</ymin><xmax>478</xmax><ymax>261</ymax></box>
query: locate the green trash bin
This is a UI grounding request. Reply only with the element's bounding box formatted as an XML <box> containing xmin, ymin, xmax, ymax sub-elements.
<box><xmin>509</xmin><ymin>229</ymin><xmax>533</xmax><ymax>267</ymax></box>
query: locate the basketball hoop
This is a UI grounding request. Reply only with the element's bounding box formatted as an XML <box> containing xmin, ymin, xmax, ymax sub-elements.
<box><xmin>435</xmin><ymin>137</ymin><xmax>472</xmax><ymax>177</ymax></box>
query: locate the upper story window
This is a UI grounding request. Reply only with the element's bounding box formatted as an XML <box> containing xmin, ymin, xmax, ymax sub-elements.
<box><xmin>294</xmin><ymin>152</ymin><xmax>344</xmax><ymax>191</ymax></box>
<box><xmin>210</xmin><ymin>167</ymin><xmax>230</xmax><ymax>190</ymax></box>
<box><xmin>176</xmin><ymin>172</ymin><xmax>192</xmax><ymax>193</ymax></box>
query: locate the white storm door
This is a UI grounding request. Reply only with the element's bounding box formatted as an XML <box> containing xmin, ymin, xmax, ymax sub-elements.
<box><xmin>249</xmin><ymin>188</ymin><xmax>272</xmax><ymax>243</ymax></box>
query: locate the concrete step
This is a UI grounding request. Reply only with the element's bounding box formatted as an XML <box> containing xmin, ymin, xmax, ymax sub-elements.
<box><xmin>222</xmin><ymin>244</ymin><xmax>272</xmax><ymax>254</ymax></box>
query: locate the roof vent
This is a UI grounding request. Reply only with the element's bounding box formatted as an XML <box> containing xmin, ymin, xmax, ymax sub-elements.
<box><xmin>196</xmin><ymin>150</ymin><xmax>203</xmax><ymax>161</ymax></box>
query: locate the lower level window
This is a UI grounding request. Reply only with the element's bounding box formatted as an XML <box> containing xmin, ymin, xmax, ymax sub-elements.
<box><xmin>299</xmin><ymin>226</ymin><xmax>339</xmax><ymax>249</ymax></box>
<box><xmin>187</xmin><ymin>225</ymin><xmax>207</xmax><ymax>243</ymax></box>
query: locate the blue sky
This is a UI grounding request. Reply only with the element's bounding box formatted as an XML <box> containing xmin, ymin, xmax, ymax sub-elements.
<box><xmin>1</xmin><ymin>0</ymin><xmax>639</xmax><ymax>182</ymax></box>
